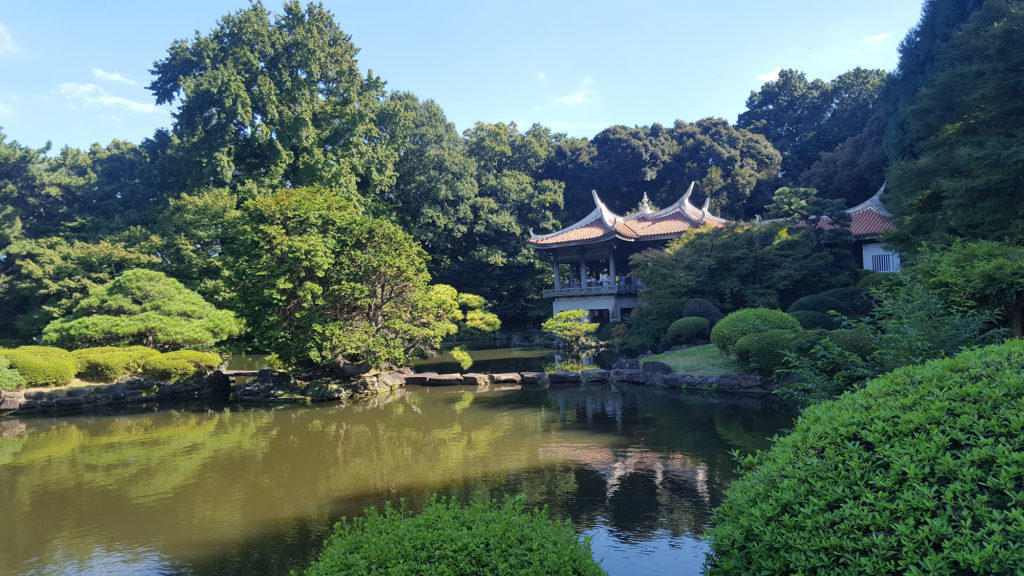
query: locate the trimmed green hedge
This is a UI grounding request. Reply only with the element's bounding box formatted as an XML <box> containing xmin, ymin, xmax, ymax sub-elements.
<box><xmin>666</xmin><ymin>316</ymin><xmax>711</xmax><ymax>345</ymax></box>
<box><xmin>140</xmin><ymin>350</ymin><xmax>222</xmax><ymax>382</ymax></box>
<box><xmin>0</xmin><ymin>355</ymin><xmax>27</xmax><ymax>390</ymax></box>
<box><xmin>706</xmin><ymin>339</ymin><xmax>1024</xmax><ymax>575</ymax></box>
<box><xmin>1</xmin><ymin>346</ymin><xmax>78</xmax><ymax>387</ymax></box>
<box><xmin>710</xmin><ymin>308</ymin><xmax>802</xmax><ymax>354</ymax></box>
<box><xmin>857</xmin><ymin>272</ymin><xmax>901</xmax><ymax>291</ymax></box>
<box><xmin>734</xmin><ymin>329</ymin><xmax>827</xmax><ymax>377</ymax></box>
<box><xmin>818</xmin><ymin>286</ymin><xmax>872</xmax><ymax>316</ymax></box>
<box><xmin>787</xmin><ymin>294</ymin><xmax>852</xmax><ymax>316</ymax></box>
<box><xmin>790</xmin><ymin>310</ymin><xmax>841</xmax><ymax>330</ymax></box>
<box><xmin>683</xmin><ymin>298</ymin><xmax>725</xmax><ymax>326</ymax></box>
<box><xmin>305</xmin><ymin>495</ymin><xmax>606</xmax><ymax>576</ymax></box>
<box><xmin>825</xmin><ymin>329</ymin><xmax>878</xmax><ymax>359</ymax></box>
<box><xmin>73</xmin><ymin>346</ymin><xmax>161</xmax><ymax>381</ymax></box>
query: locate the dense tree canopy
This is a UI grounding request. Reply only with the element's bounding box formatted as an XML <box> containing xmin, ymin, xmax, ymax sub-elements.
<box><xmin>148</xmin><ymin>0</ymin><xmax>395</xmax><ymax>195</ymax></box>
<box><xmin>42</xmin><ymin>269</ymin><xmax>242</xmax><ymax>350</ymax></box>
<box><xmin>885</xmin><ymin>0</ymin><xmax>1024</xmax><ymax>249</ymax></box>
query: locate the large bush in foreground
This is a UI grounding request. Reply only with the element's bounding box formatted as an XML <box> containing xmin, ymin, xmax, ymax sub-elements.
<box><xmin>140</xmin><ymin>350</ymin><xmax>222</xmax><ymax>382</ymax></box>
<box><xmin>1</xmin><ymin>346</ymin><xmax>77</xmax><ymax>387</ymax></box>
<box><xmin>710</xmin><ymin>308</ymin><xmax>802</xmax><ymax>354</ymax></box>
<box><xmin>0</xmin><ymin>355</ymin><xmax>27</xmax><ymax>390</ymax></box>
<box><xmin>42</xmin><ymin>269</ymin><xmax>242</xmax><ymax>350</ymax></box>
<box><xmin>305</xmin><ymin>495</ymin><xmax>606</xmax><ymax>576</ymax></box>
<box><xmin>706</xmin><ymin>340</ymin><xmax>1024</xmax><ymax>575</ymax></box>
<box><xmin>72</xmin><ymin>346</ymin><xmax>160</xmax><ymax>381</ymax></box>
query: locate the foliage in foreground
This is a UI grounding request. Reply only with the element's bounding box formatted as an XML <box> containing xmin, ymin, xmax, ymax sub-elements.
<box><xmin>42</xmin><ymin>269</ymin><xmax>242</xmax><ymax>350</ymax></box>
<box><xmin>706</xmin><ymin>339</ymin><xmax>1024</xmax><ymax>575</ymax></box>
<box><xmin>304</xmin><ymin>495</ymin><xmax>606</xmax><ymax>576</ymax></box>
<box><xmin>0</xmin><ymin>355</ymin><xmax>27</xmax><ymax>390</ymax></box>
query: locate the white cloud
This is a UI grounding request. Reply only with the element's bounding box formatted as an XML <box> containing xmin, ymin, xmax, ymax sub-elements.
<box><xmin>865</xmin><ymin>33</ymin><xmax>890</xmax><ymax>42</ymax></box>
<box><xmin>556</xmin><ymin>91</ymin><xmax>589</xmax><ymax>106</ymax></box>
<box><xmin>92</xmin><ymin>68</ymin><xmax>138</xmax><ymax>85</ymax></box>
<box><xmin>756</xmin><ymin>67</ymin><xmax>781</xmax><ymax>82</ymax></box>
<box><xmin>0</xmin><ymin>22</ymin><xmax>21</xmax><ymax>55</ymax></box>
<box><xmin>0</xmin><ymin>101</ymin><xmax>12</xmax><ymax>116</ymax></box>
<box><xmin>581</xmin><ymin>76</ymin><xmax>595</xmax><ymax>85</ymax></box>
<box><xmin>59</xmin><ymin>82</ymin><xmax>158</xmax><ymax>114</ymax></box>
<box><xmin>536</xmin><ymin>72</ymin><xmax>547</xmax><ymax>81</ymax></box>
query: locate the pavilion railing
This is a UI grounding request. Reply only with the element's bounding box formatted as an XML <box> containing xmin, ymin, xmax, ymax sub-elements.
<box><xmin>541</xmin><ymin>282</ymin><xmax>642</xmax><ymax>298</ymax></box>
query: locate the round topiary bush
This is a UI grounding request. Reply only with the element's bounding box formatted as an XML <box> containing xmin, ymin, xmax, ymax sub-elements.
<box><xmin>818</xmin><ymin>286</ymin><xmax>872</xmax><ymax>316</ymax></box>
<box><xmin>304</xmin><ymin>495</ymin><xmax>606</xmax><ymax>576</ymax></box>
<box><xmin>789</xmin><ymin>310</ymin><xmax>841</xmax><ymax>330</ymax></box>
<box><xmin>140</xmin><ymin>350</ymin><xmax>222</xmax><ymax>382</ymax></box>
<box><xmin>666</xmin><ymin>316</ymin><xmax>711</xmax><ymax>345</ymax></box>
<box><xmin>786</xmin><ymin>294</ymin><xmax>853</xmax><ymax>316</ymax></box>
<box><xmin>710</xmin><ymin>308</ymin><xmax>802</xmax><ymax>354</ymax></box>
<box><xmin>1</xmin><ymin>346</ymin><xmax>78</xmax><ymax>387</ymax></box>
<box><xmin>706</xmin><ymin>339</ymin><xmax>1024</xmax><ymax>575</ymax></box>
<box><xmin>825</xmin><ymin>329</ymin><xmax>879</xmax><ymax>359</ymax></box>
<box><xmin>733</xmin><ymin>330</ymin><xmax>799</xmax><ymax>376</ymax></box>
<box><xmin>683</xmin><ymin>298</ymin><xmax>725</xmax><ymax>327</ymax></box>
<box><xmin>857</xmin><ymin>272</ymin><xmax>901</xmax><ymax>291</ymax></box>
<box><xmin>73</xmin><ymin>346</ymin><xmax>161</xmax><ymax>381</ymax></box>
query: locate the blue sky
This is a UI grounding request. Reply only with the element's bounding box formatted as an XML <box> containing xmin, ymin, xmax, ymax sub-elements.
<box><xmin>0</xmin><ymin>1</ymin><xmax>924</xmax><ymax>152</ymax></box>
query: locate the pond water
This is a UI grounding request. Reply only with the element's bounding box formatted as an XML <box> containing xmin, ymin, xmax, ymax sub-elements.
<box><xmin>0</xmin><ymin>385</ymin><xmax>794</xmax><ymax>575</ymax></box>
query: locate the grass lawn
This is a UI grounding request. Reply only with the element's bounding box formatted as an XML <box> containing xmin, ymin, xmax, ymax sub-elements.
<box><xmin>642</xmin><ymin>344</ymin><xmax>742</xmax><ymax>376</ymax></box>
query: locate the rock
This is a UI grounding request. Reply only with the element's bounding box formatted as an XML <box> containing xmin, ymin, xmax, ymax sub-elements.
<box><xmin>520</xmin><ymin>372</ymin><xmax>549</xmax><ymax>390</ymax></box>
<box><xmin>641</xmin><ymin>361</ymin><xmax>673</xmax><ymax>377</ymax></box>
<box><xmin>610</xmin><ymin>369</ymin><xmax>646</xmax><ymax>384</ymax></box>
<box><xmin>715</xmin><ymin>377</ymin><xmax>740</xmax><ymax>390</ymax></box>
<box><xmin>203</xmin><ymin>371</ymin><xmax>232</xmax><ymax>398</ymax></box>
<box><xmin>490</xmin><ymin>373</ymin><xmax>522</xmax><ymax>384</ymax></box>
<box><xmin>581</xmin><ymin>369</ymin><xmax>610</xmax><ymax>383</ymax></box>
<box><xmin>461</xmin><ymin>373</ymin><xmax>490</xmax><ymax>385</ymax></box>
<box><xmin>612</xmin><ymin>357</ymin><xmax>640</xmax><ymax>370</ymax></box>
<box><xmin>424</xmin><ymin>373</ymin><xmax>465</xmax><ymax>386</ymax></box>
<box><xmin>23</xmin><ymin>390</ymin><xmax>48</xmax><ymax>400</ymax></box>
<box><xmin>403</xmin><ymin>373</ymin><xmax>436</xmax><ymax>386</ymax></box>
<box><xmin>55</xmin><ymin>396</ymin><xmax>86</xmax><ymax>407</ymax></box>
<box><xmin>109</xmin><ymin>384</ymin><xmax>127</xmax><ymax>401</ymax></box>
<box><xmin>548</xmin><ymin>372</ymin><xmax>582</xmax><ymax>387</ymax></box>
<box><xmin>737</xmin><ymin>375</ymin><xmax>762</xmax><ymax>389</ymax></box>
<box><xmin>0</xmin><ymin>396</ymin><xmax>21</xmax><ymax>411</ymax></box>
<box><xmin>658</xmin><ymin>374</ymin><xmax>685</xmax><ymax>389</ymax></box>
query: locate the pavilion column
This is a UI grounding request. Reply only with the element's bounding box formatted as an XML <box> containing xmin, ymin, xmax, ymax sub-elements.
<box><xmin>553</xmin><ymin>253</ymin><xmax>561</xmax><ymax>289</ymax></box>
<box><xmin>579</xmin><ymin>256</ymin><xmax>587</xmax><ymax>287</ymax></box>
<box><xmin>608</xmin><ymin>247</ymin><xmax>616</xmax><ymax>283</ymax></box>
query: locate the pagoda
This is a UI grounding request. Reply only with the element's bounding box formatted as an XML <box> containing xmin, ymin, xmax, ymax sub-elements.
<box><xmin>529</xmin><ymin>183</ymin><xmax>728</xmax><ymax>322</ymax></box>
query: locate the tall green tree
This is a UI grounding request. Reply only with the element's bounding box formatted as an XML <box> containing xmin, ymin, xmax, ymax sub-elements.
<box><xmin>885</xmin><ymin>0</ymin><xmax>1024</xmax><ymax>249</ymax></box>
<box><xmin>148</xmin><ymin>1</ymin><xmax>395</xmax><ymax>195</ymax></box>
<box><xmin>227</xmin><ymin>187</ymin><xmax>460</xmax><ymax>369</ymax></box>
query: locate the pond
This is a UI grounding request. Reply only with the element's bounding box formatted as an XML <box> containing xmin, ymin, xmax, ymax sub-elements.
<box><xmin>0</xmin><ymin>384</ymin><xmax>795</xmax><ymax>575</ymax></box>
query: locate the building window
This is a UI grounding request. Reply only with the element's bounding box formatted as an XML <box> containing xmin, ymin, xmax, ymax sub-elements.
<box><xmin>871</xmin><ymin>253</ymin><xmax>892</xmax><ymax>272</ymax></box>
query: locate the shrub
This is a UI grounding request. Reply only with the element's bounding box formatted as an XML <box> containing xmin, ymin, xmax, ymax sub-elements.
<box><xmin>710</xmin><ymin>308</ymin><xmax>802</xmax><ymax>354</ymax></box>
<box><xmin>857</xmin><ymin>271</ymin><xmax>900</xmax><ymax>291</ymax></box>
<box><xmin>666</xmin><ymin>316</ymin><xmax>711</xmax><ymax>346</ymax></box>
<box><xmin>818</xmin><ymin>286</ymin><xmax>872</xmax><ymax>316</ymax></box>
<box><xmin>786</xmin><ymin>294</ymin><xmax>852</xmax><ymax>316</ymax></box>
<box><xmin>825</xmin><ymin>329</ymin><xmax>878</xmax><ymax>359</ymax></box>
<box><xmin>683</xmin><ymin>298</ymin><xmax>725</xmax><ymax>327</ymax></box>
<box><xmin>542</xmin><ymin>310</ymin><xmax>599</xmax><ymax>356</ymax></box>
<box><xmin>733</xmin><ymin>330</ymin><xmax>799</xmax><ymax>376</ymax></box>
<box><xmin>707</xmin><ymin>340</ymin><xmax>1024</xmax><ymax>575</ymax></box>
<box><xmin>73</xmin><ymin>346</ymin><xmax>161</xmax><ymax>381</ymax></box>
<box><xmin>1</xmin><ymin>346</ymin><xmax>78</xmax><ymax>387</ymax></box>
<box><xmin>304</xmin><ymin>495</ymin><xmax>606</xmax><ymax>576</ymax></box>
<box><xmin>0</xmin><ymin>355</ymin><xmax>27</xmax><ymax>390</ymax></box>
<box><xmin>140</xmin><ymin>350</ymin><xmax>222</xmax><ymax>382</ymax></box>
<box><xmin>790</xmin><ymin>310</ymin><xmax>841</xmax><ymax>330</ymax></box>
<box><xmin>597</xmin><ymin>320</ymin><xmax>622</xmax><ymax>342</ymax></box>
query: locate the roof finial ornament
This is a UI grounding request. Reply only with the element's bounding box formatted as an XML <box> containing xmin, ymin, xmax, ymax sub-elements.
<box><xmin>641</xmin><ymin>192</ymin><xmax>652</xmax><ymax>214</ymax></box>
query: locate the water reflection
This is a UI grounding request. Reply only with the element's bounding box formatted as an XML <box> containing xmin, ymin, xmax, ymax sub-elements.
<box><xmin>0</xmin><ymin>385</ymin><xmax>794</xmax><ymax>576</ymax></box>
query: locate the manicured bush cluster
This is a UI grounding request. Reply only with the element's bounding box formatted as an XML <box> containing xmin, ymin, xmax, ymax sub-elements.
<box><xmin>857</xmin><ymin>271</ymin><xmax>901</xmax><ymax>291</ymax></box>
<box><xmin>818</xmin><ymin>286</ymin><xmax>872</xmax><ymax>316</ymax></box>
<box><xmin>733</xmin><ymin>329</ymin><xmax>825</xmax><ymax>377</ymax></box>
<box><xmin>825</xmin><ymin>329</ymin><xmax>878</xmax><ymax>359</ymax></box>
<box><xmin>683</xmin><ymin>298</ymin><xmax>724</xmax><ymax>327</ymax></box>
<box><xmin>665</xmin><ymin>316</ymin><xmax>711</xmax><ymax>345</ymax></box>
<box><xmin>786</xmin><ymin>294</ymin><xmax>852</xmax><ymax>316</ymax></box>
<box><xmin>710</xmin><ymin>308</ymin><xmax>802</xmax><ymax>354</ymax></box>
<box><xmin>707</xmin><ymin>340</ymin><xmax>1024</xmax><ymax>575</ymax></box>
<box><xmin>72</xmin><ymin>346</ymin><xmax>161</xmax><ymax>381</ymax></box>
<box><xmin>305</xmin><ymin>495</ymin><xmax>606</xmax><ymax>576</ymax></box>
<box><xmin>140</xmin><ymin>350</ymin><xmax>222</xmax><ymax>382</ymax></box>
<box><xmin>1</xmin><ymin>346</ymin><xmax>78</xmax><ymax>387</ymax></box>
<box><xmin>0</xmin><ymin>355</ymin><xmax>27</xmax><ymax>390</ymax></box>
<box><xmin>790</xmin><ymin>310</ymin><xmax>841</xmax><ymax>330</ymax></box>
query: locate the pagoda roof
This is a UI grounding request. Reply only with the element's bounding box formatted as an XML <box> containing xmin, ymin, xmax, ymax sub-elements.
<box><xmin>529</xmin><ymin>183</ymin><xmax>729</xmax><ymax>249</ymax></box>
<box><xmin>814</xmin><ymin>182</ymin><xmax>895</xmax><ymax>238</ymax></box>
